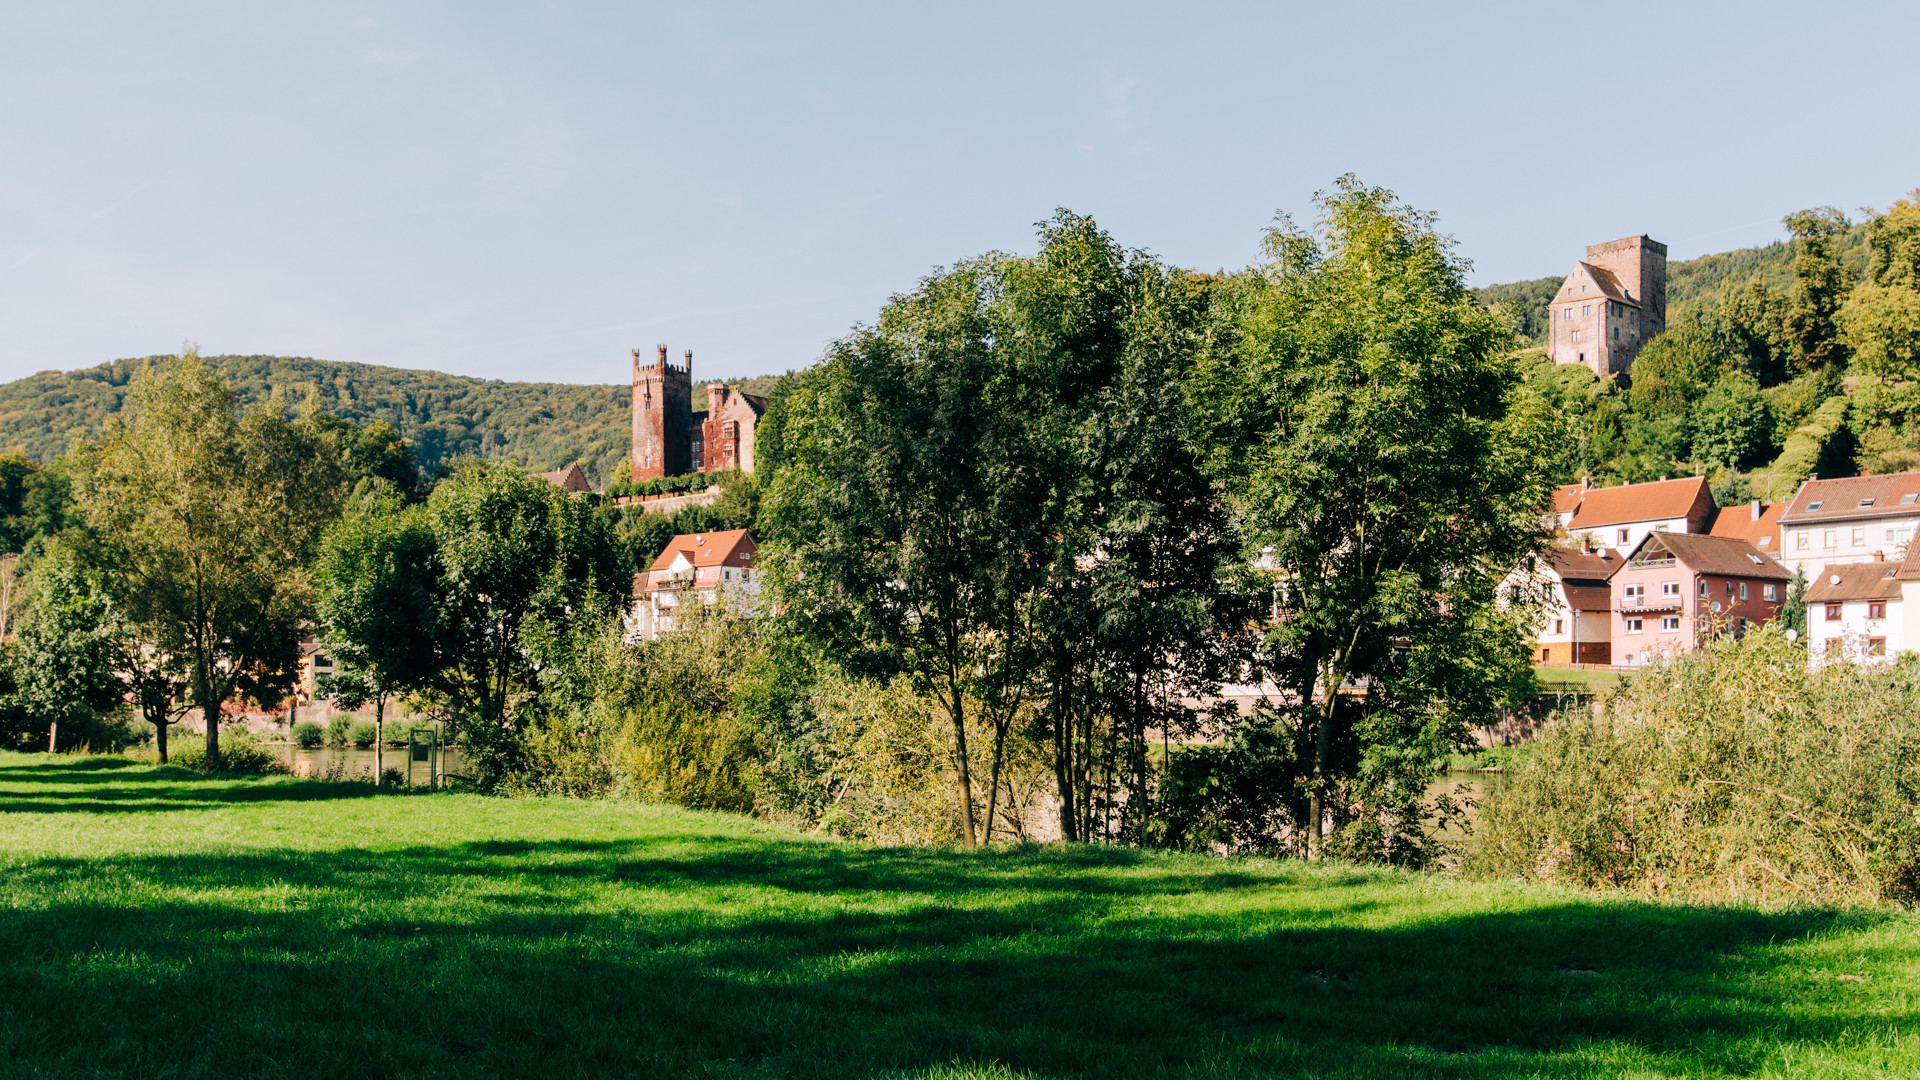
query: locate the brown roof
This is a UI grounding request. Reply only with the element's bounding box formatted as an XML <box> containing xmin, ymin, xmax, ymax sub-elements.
<box><xmin>1778</xmin><ymin>472</ymin><xmax>1920</xmax><ymax>525</ymax></box>
<box><xmin>1551</xmin><ymin>483</ymin><xmax>1586</xmax><ymax>515</ymax></box>
<box><xmin>1635</xmin><ymin>532</ymin><xmax>1792</xmax><ymax>581</ymax></box>
<box><xmin>1805</xmin><ymin>561</ymin><xmax>1906</xmax><ymax>604</ymax></box>
<box><xmin>1561</xmin><ymin>583</ymin><xmax>1613</xmax><ymax>611</ymax></box>
<box><xmin>1707</xmin><ymin>500</ymin><xmax>1786</xmax><ymax>550</ymax></box>
<box><xmin>1567</xmin><ymin>476</ymin><xmax>1713</xmax><ymax>531</ymax></box>
<box><xmin>645</xmin><ymin>528</ymin><xmax>757</xmax><ymax>573</ymax></box>
<box><xmin>1560</xmin><ymin>262</ymin><xmax>1640</xmax><ymax>308</ymax></box>
<box><xmin>1545</xmin><ymin>546</ymin><xmax>1623</xmax><ymax>581</ymax></box>
<box><xmin>537</xmin><ymin>463</ymin><xmax>590</xmax><ymax>493</ymax></box>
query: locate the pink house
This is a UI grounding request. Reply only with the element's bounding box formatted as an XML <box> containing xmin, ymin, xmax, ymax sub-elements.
<box><xmin>1610</xmin><ymin>532</ymin><xmax>1791</xmax><ymax>667</ymax></box>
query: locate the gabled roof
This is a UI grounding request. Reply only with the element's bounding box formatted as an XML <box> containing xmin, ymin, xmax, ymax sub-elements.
<box><xmin>645</xmin><ymin>528</ymin><xmax>757</xmax><ymax>573</ymax></box>
<box><xmin>536</xmin><ymin>463</ymin><xmax>590</xmax><ymax>493</ymax></box>
<box><xmin>1630</xmin><ymin>531</ymin><xmax>1792</xmax><ymax>581</ymax></box>
<box><xmin>1556</xmin><ymin>262</ymin><xmax>1640</xmax><ymax>307</ymax></box>
<box><xmin>1551</xmin><ymin>482</ymin><xmax>1587</xmax><ymax>516</ymax></box>
<box><xmin>1545</xmin><ymin>546</ymin><xmax>1623</xmax><ymax>582</ymax></box>
<box><xmin>1778</xmin><ymin>472</ymin><xmax>1920</xmax><ymax>525</ymax></box>
<box><xmin>1804</xmin><ymin>561</ymin><xmax>1908</xmax><ymax>604</ymax></box>
<box><xmin>1567</xmin><ymin>476</ymin><xmax>1713</xmax><ymax>531</ymax></box>
<box><xmin>1707</xmin><ymin>500</ymin><xmax>1786</xmax><ymax>550</ymax></box>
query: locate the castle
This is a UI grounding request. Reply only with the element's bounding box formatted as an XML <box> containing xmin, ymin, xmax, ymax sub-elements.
<box><xmin>630</xmin><ymin>345</ymin><xmax>767</xmax><ymax>482</ymax></box>
<box><xmin>1548</xmin><ymin>234</ymin><xmax>1667</xmax><ymax>378</ymax></box>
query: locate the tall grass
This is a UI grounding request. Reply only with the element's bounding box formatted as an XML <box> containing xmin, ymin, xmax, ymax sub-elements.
<box><xmin>1476</xmin><ymin>626</ymin><xmax>1920</xmax><ymax>905</ymax></box>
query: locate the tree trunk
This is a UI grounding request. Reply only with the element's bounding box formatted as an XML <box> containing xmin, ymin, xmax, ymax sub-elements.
<box><xmin>47</xmin><ymin>721</ymin><xmax>57</xmax><ymax>753</ymax></box>
<box><xmin>197</xmin><ymin>664</ymin><xmax>220</xmax><ymax>770</ymax></box>
<box><xmin>949</xmin><ymin>685</ymin><xmax>978</xmax><ymax>846</ymax></box>
<box><xmin>1309</xmin><ymin>654</ymin><xmax>1344</xmax><ymax>858</ymax></box>
<box><xmin>374</xmin><ymin>695</ymin><xmax>385</xmax><ymax>787</ymax></box>
<box><xmin>154</xmin><ymin>715</ymin><xmax>170</xmax><ymax>764</ymax></box>
<box><xmin>983</xmin><ymin>714</ymin><xmax>1010</xmax><ymax>844</ymax></box>
<box><xmin>1052</xmin><ymin>667</ymin><xmax>1076</xmax><ymax>842</ymax></box>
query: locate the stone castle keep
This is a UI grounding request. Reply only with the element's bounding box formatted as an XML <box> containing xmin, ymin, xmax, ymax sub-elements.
<box><xmin>630</xmin><ymin>345</ymin><xmax>767</xmax><ymax>482</ymax></box>
<box><xmin>1549</xmin><ymin>234</ymin><xmax>1667</xmax><ymax>378</ymax></box>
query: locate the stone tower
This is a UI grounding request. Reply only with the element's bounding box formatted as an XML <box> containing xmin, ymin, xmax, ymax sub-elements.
<box><xmin>1548</xmin><ymin>234</ymin><xmax>1667</xmax><ymax>379</ymax></box>
<box><xmin>631</xmin><ymin>345</ymin><xmax>693</xmax><ymax>482</ymax></box>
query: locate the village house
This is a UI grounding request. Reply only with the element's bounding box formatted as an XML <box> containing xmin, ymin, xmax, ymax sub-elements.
<box><xmin>1774</xmin><ymin>471</ymin><xmax>1920</xmax><ymax>576</ymax></box>
<box><xmin>1564</xmin><ymin>474</ymin><xmax>1717</xmax><ymax>554</ymax></box>
<box><xmin>535</xmin><ymin>463</ymin><xmax>591</xmax><ymax>494</ymax></box>
<box><xmin>1609</xmin><ymin>532</ymin><xmax>1790</xmax><ymax>667</ymax></box>
<box><xmin>1522</xmin><ymin>543</ymin><xmax>1620</xmax><ymax>665</ymax></box>
<box><xmin>626</xmin><ymin>528</ymin><xmax>761</xmax><ymax>641</ymax></box>
<box><xmin>1547</xmin><ymin>234</ymin><xmax>1668</xmax><ymax>379</ymax></box>
<box><xmin>1706</xmin><ymin>498</ymin><xmax>1787</xmax><ymax>554</ymax></box>
<box><xmin>1804</xmin><ymin>555</ymin><xmax>1920</xmax><ymax>667</ymax></box>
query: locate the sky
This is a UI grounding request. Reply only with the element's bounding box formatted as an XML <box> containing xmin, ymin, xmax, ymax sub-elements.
<box><xmin>2</xmin><ymin>2</ymin><xmax>1917</xmax><ymax>386</ymax></box>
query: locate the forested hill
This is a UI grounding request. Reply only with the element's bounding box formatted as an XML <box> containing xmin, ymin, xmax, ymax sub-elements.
<box><xmin>1475</xmin><ymin>223</ymin><xmax>1875</xmax><ymax>344</ymax></box>
<box><xmin>0</xmin><ymin>355</ymin><xmax>787</xmax><ymax>488</ymax></box>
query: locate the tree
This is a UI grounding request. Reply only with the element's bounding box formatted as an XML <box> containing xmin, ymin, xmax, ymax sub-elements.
<box><xmin>1782</xmin><ymin>207</ymin><xmax>1854</xmax><ymax>372</ymax></box>
<box><xmin>314</xmin><ymin>484</ymin><xmax>441</xmax><ymax>784</ymax></box>
<box><xmin>1195</xmin><ymin>176</ymin><xmax>1553</xmax><ymax>857</ymax></box>
<box><xmin>766</xmin><ymin>258</ymin><xmax>1054</xmax><ymax>845</ymax></box>
<box><xmin>79</xmin><ymin>352</ymin><xmax>344</xmax><ymax>768</ymax></box>
<box><xmin>423</xmin><ymin>465</ymin><xmax>623</xmax><ymax>785</ymax></box>
<box><xmin>1839</xmin><ymin>192</ymin><xmax>1920</xmax><ymax>380</ymax></box>
<box><xmin>4</xmin><ymin>551</ymin><xmax>126</xmax><ymax>751</ymax></box>
<box><xmin>1690</xmin><ymin>373</ymin><xmax>1769</xmax><ymax>469</ymax></box>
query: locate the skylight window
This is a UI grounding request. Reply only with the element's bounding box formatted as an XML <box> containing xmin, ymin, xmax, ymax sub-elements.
<box><xmin>1904</xmin><ymin>494</ymin><xmax>1918</xmax><ymax>505</ymax></box>
<box><xmin>1747</xmin><ymin>554</ymin><xmax>1764</xmax><ymax>565</ymax></box>
<box><xmin>1808</xmin><ymin>501</ymin><xmax>1824</xmax><ymax>511</ymax></box>
<box><xmin>1860</xmin><ymin>498</ymin><xmax>1876</xmax><ymax>507</ymax></box>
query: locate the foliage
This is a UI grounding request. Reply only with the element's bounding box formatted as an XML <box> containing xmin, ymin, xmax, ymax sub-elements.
<box><xmin>0</xmin><ymin>549</ymin><xmax>132</xmax><ymax>752</ymax></box>
<box><xmin>1783</xmin><ymin>207</ymin><xmax>1856</xmax><ymax>372</ymax></box>
<box><xmin>324</xmin><ymin>713</ymin><xmax>353</xmax><ymax>746</ymax></box>
<box><xmin>1839</xmin><ymin>193</ymin><xmax>1920</xmax><ymax>381</ymax></box>
<box><xmin>1196</xmin><ymin>176</ymin><xmax>1552</xmax><ymax>861</ymax></box>
<box><xmin>348</xmin><ymin>720</ymin><xmax>378</xmax><ymax>748</ymax></box>
<box><xmin>291</xmin><ymin>721</ymin><xmax>324</xmax><ymax>748</ymax></box>
<box><xmin>132</xmin><ymin>731</ymin><xmax>289</xmax><ymax>775</ymax></box>
<box><xmin>0</xmin><ymin>353</ymin><xmax>788</xmax><ymax>489</ymax></box>
<box><xmin>1476</xmin><ymin>626</ymin><xmax>1920</xmax><ymax>905</ymax></box>
<box><xmin>1472</xmin><ymin>275</ymin><xmax>1561</xmax><ymax>344</ymax></box>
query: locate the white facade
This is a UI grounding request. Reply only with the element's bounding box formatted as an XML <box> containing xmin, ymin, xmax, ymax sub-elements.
<box><xmin>1778</xmin><ymin>515</ymin><xmax>1920</xmax><ymax>576</ymax></box>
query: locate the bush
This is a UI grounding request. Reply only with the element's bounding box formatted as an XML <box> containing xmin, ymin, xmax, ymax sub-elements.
<box><xmin>1474</xmin><ymin>626</ymin><xmax>1920</xmax><ymax>906</ymax></box>
<box><xmin>348</xmin><ymin>720</ymin><xmax>378</xmax><ymax>748</ymax></box>
<box><xmin>142</xmin><ymin>731</ymin><xmax>289</xmax><ymax>776</ymax></box>
<box><xmin>324</xmin><ymin>713</ymin><xmax>353</xmax><ymax>746</ymax></box>
<box><xmin>291</xmin><ymin>721</ymin><xmax>324</xmax><ymax>748</ymax></box>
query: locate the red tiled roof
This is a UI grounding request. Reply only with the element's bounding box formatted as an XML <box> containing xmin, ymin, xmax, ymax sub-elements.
<box><xmin>1566</xmin><ymin>476</ymin><xmax>1712</xmax><ymax>531</ymax></box>
<box><xmin>1545</xmin><ymin>546</ymin><xmax>1623</xmax><ymax>581</ymax></box>
<box><xmin>1559</xmin><ymin>262</ymin><xmax>1640</xmax><ymax>308</ymax></box>
<box><xmin>1707</xmin><ymin>500</ymin><xmax>1786</xmax><ymax>551</ymax></box>
<box><xmin>645</xmin><ymin>528</ymin><xmax>756</xmax><ymax>573</ymax></box>
<box><xmin>1551</xmin><ymin>483</ymin><xmax>1586</xmax><ymax>515</ymax></box>
<box><xmin>1778</xmin><ymin>472</ymin><xmax>1920</xmax><ymax>525</ymax></box>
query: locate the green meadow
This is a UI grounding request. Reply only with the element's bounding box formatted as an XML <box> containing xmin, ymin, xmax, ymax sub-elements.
<box><xmin>2</xmin><ymin>752</ymin><xmax>1916</xmax><ymax>1079</ymax></box>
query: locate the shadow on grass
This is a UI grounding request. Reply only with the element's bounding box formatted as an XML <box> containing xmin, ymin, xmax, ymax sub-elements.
<box><xmin>1</xmin><ymin>835</ymin><xmax>1907</xmax><ymax>1079</ymax></box>
<box><xmin>0</xmin><ymin>759</ymin><xmax>386</xmax><ymax>811</ymax></box>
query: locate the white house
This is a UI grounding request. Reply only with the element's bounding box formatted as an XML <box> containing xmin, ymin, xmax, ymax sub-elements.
<box><xmin>1564</xmin><ymin>475</ymin><xmax>1717</xmax><ymax>554</ymax></box>
<box><xmin>1776</xmin><ymin>472</ymin><xmax>1920</xmax><ymax>576</ymax></box>
<box><xmin>626</xmin><ymin>529</ymin><xmax>762</xmax><ymax>641</ymax></box>
<box><xmin>1804</xmin><ymin>556</ymin><xmax>1920</xmax><ymax>667</ymax></box>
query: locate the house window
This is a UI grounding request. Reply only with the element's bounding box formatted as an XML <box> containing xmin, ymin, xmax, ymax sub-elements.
<box><xmin>1661</xmin><ymin>615</ymin><xmax>1681</xmax><ymax>631</ymax></box>
<box><xmin>1853</xmin><ymin>526</ymin><xmax>1866</xmax><ymax>546</ymax></box>
<box><xmin>1726</xmin><ymin>582</ymin><xmax>1735</xmax><ymax>597</ymax></box>
<box><xmin>1572</xmin><ymin>330</ymin><xmax>1581</xmax><ymax>342</ymax></box>
<box><xmin>1860</xmin><ymin>498</ymin><xmax>1876</xmax><ymax>507</ymax></box>
<box><xmin>1583</xmin><ymin>305</ymin><xmax>1592</xmax><ymax>317</ymax></box>
<box><xmin>1904</xmin><ymin>493</ymin><xmax>1919</xmax><ymax>505</ymax></box>
<box><xmin>1826</xmin><ymin>602</ymin><xmax>1843</xmax><ymax>620</ymax></box>
<box><xmin>1739</xmin><ymin>583</ymin><xmax>1748</xmax><ymax>600</ymax></box>
<box><xmin>1541</xmin><ymin>582</ymin><xmax>1555</xmax><ymax>602</ymax></box>
<box><xmin>1869</xmin><ymin>637</ymin><xmax>1888</xmax><ymax>657</ymax></box>
<box><xmin>1699</xmin><ymin>579</ymin><xmax>1710</xmax><ymax>597</ymax></box>
<box><xmin>1553</xmin><ymin>618</ymin><xmax>1564</xmax><ymax>634</ymax></box>
<box><xmin>1869</xmin><ymin>602</ymin><xmax>1886</xmax><ymax>619</ymax></box>
<box><xmin>1613</xmin><ymin>326</ymin><xmax>1620</xmax><ymax>340</ymax></box>
<box><xmin>1624</xmin><ymin>584</ymin><xmax>1645</xmax><ymax>604</ymax></box>
<box><xmin>1797</xmin><ymin>531</ymin><xmax>1810</xmax><ymax>550</ymax></box>
<box><xmin>1764</xmin><ymin>584</ymin><xmax>1778</xmax><ymax>601</ymax></box>
<box><xmin>1626</xmin><ymin>616</ymin><xmax>1644</xmax><ymax>633</ymax></box>
<box><xmin>1661</xmin><ymin>581</ymin><xmax>1680</xmax><ymax>596</ymax></box>
<box><xmin>1825</xmin><ymin>530</ymin><xmax>1837</xmax><ymax>548</ymax></box>
<box><xmin>1808</xmin><ymin>501</ymin><xmax>1824</xmax><ymax>511</ymax></box>
<box><xmin>1617</xmin><ymin>528</ymin><xmax>1630</xmax><ymax>545</ymax></box>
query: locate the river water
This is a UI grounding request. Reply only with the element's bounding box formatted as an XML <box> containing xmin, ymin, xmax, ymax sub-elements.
<box><xmin>280</xmin><ymin>746</ymin><xmax>462</xmax><ymax>784</ymax></box>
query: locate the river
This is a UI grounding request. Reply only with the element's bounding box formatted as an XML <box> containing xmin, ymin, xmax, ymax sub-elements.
<box><xmin>280</xmin><ymin>746</ymin><xmax>462</xmax><ymax>784</ymax></box>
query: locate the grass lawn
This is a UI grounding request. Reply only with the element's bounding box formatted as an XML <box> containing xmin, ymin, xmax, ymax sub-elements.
<box><xmin>3</xmin><ymin>754</ymin><xmax>1917</xmax><ymax>1079</ymax></box>
<box><xmin>1531</xmin><ymin>666</ymin><xmax>1628</xmax><ymax>692</ymax></box>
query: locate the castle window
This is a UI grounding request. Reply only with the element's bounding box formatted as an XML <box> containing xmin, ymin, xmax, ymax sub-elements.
<box><xmin>1583</xmin><ymin>304</ymin><xmax>1592</xmax><ymax>317</ymax></box>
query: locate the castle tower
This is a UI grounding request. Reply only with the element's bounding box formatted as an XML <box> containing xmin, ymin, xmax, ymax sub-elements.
<box><xmin>1548</xmin><ymin>234</ymin><xmax>1667</xmax><ymax>379</ymax></box>
<box><xmin>631</xmin><ymin>344</ymin><xmax>693</xmax><ymax>482</ymax></box>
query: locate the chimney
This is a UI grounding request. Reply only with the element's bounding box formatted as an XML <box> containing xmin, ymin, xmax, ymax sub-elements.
<box><xmin>1750</xmin><ymin>500</ymin><xmax>1762</xmax><ymax>521</ymax></box>
<box><xmin>1809</xmin><ymin>472</ymin><xmax>1819</xmax><ymax>481</ymax></box>
<box><xmin>1874</xmin><ymin>551</ymin><xmax>1885</xmax><ymax>562</ymax></box>
<box><xmin>656</xmin><ymin>344</ymin><xmax>668</xmax><ymax>370</ymax></box>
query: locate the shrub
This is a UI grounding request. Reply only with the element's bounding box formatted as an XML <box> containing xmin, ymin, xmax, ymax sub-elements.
<box><xmin>145</xmin><ymin>731</ymin><xmax>289</xmax><ymax>776</ymax></box>
<box><xmin>348</xmin><ymin>720</ymin><xmax>378</xmax><ymax>748</ymax></box>
<box><xmin>1474</xmin><ymin>626</ymin><xmax>1920</xmax><ymax>906</ymax></box>
<box><xmin>324</xmin><ymin>714</ymin><xmax>353</xmax><ymax>746</ymax></box>
<box><xmin>291</xmin><ymin>721</ymin><xmax>324</xmax><ymax>748</ymax></box>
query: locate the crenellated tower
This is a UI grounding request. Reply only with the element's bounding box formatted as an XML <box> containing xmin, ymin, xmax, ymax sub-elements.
<box><xmin>631</xmin><ymin>344</ymin><xmax>693</xmax><ymax>481</ymax></box>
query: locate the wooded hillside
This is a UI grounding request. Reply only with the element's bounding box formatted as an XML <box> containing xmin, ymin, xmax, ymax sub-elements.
<box><xmin>0</xmin><ymin>355</ymin><xmax>787</xmax><ymax>488</ymax></box>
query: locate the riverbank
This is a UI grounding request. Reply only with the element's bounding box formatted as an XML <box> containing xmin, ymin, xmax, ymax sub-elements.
<box><xmin>2</xmin><ymin>751</ymin><xmax>1916</xmax><ymax>1079</ymax></box>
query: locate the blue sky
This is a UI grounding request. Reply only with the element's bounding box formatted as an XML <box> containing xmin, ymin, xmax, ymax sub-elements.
<box><xmin>2</xmin><ymin>1</ymin><xmax>1916</xmax><ymax>385</ymax></box>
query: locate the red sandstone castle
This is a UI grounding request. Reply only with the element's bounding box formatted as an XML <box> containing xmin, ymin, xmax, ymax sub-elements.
<box><xmin>630</xmin><ymin>345</ymin><xmax>767</xmax><ymax>482</ymax></box>
<box><xmin>1548</xmin><ymin>234</ymin><xmax>1667</xmax><ymax>379</ymax></box>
